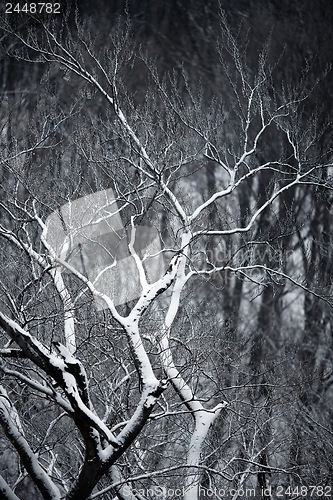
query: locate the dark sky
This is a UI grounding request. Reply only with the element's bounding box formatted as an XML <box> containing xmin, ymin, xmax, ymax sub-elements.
<box><xmin>1</xmin><ymin>0</ymin><xmax>333</xmax><ymax>108</ymax></box>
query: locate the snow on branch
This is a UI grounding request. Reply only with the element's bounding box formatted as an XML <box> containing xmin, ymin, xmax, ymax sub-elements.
<box><xmin>0</xmin><ymin>387</ymin><xmax>61</xmax><ymax>500</ymax></box>
<box><xmin>0</xmin><ymin>312</ymin><xmax>120</xmax><ymax>447</ymax></box>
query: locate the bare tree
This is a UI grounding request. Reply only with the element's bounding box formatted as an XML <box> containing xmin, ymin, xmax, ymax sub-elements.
<box><xmin>0</xmin><ymin>8</ymin><xmax>332</xmax><ymax>500</ymax></box>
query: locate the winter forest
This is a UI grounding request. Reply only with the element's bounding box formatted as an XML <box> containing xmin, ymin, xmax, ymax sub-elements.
<box><xmin>0</xmin><ymin>1</ymin><xmax>333</xmax><ymax>499</ymax></box>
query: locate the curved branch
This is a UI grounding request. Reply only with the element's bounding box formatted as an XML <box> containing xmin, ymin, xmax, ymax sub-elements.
<box><xmin>0</xmin><ymin>387</ymin><xmax>61</xmax><ymax>500</ymax></box>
